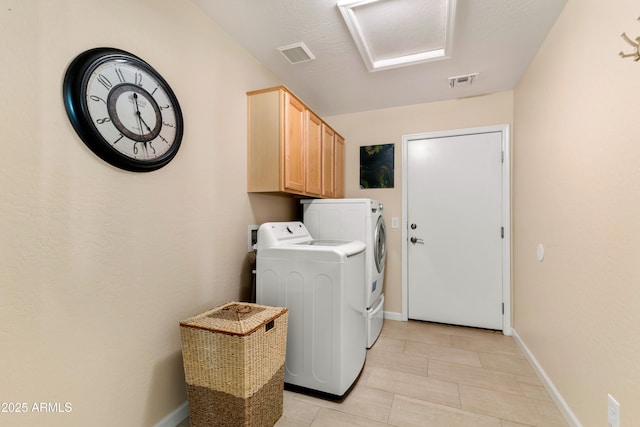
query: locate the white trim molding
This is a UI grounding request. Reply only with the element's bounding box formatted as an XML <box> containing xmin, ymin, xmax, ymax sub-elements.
<box><xmin>154</xmin><ymin>401</ymin><xmax>188</xmax><ymax>427</ymax></box>
<box><xmin>383</xmin><ymin>311</ymin><xmax>403</xmax><ymax>321</ymax></box>
<box><xmin>512</xmin><ymin>329</ymin><xmax>583</xmax><ymax>427</ymax></box>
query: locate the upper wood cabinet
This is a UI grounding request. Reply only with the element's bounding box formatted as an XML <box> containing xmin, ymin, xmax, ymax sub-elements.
<box><xmin>305</xmin><ymin>110</ymin><xmax>323</xmax><ymax>197</ymax></box>
<box><xmin>334</xmin><ymin>133</ymin><xmax>345</xmax><ymax>198</ymax></box>
<box><xmin>283</xmin><ymin>92</ymin><xmax>305</xmax><ymax>193</ymax></box>
<box><xmin>321</xmin><ymin>124</ymin><xmax>345</xmax><ymax>199</ymax></box>
<box><xmin>321</xmin><ymin>124</ymin><xmax>335</xmax><ymax>198</ymax></box>
<box><xmin>247</xmin><ymin>86</ymin><xmax>345</xmax><ymax>198</ymax></box>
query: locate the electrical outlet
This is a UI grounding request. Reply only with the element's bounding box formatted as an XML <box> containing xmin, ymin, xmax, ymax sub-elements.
<box><xmin>608</xmin><ymin>394</ymin><xmax>620</xmax><ymax>427</ymax></box>
<box><xmin>248</xmin><ymin>225</ymin><xmax>259</xmax><ymax>252</ymax></box>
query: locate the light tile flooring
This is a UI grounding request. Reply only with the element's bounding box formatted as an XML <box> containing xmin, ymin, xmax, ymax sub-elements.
<box><xmin>179</xmin><ymin>320</ymin><xmax>568</xmax><ymax>427</ymax></box>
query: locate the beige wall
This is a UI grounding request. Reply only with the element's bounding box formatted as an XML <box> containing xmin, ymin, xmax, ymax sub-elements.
<box><xmin>0</xmin><ymin>1</ymin><xmax>296</xmax><ymax>426</ymax></box>
<box><xmin>326</xmin><ymin>92</ymin><xmax>514</xmax><ymax>316</ymax></box>
<box><xmin>6</xmin><ymin>0</ymin><xmax>638</xmax><ymax>425</ymax></box>
<box><xmin>513</xmin><ymin>0</ymin><xmax>640</xmax><ymax>425</ymax></box>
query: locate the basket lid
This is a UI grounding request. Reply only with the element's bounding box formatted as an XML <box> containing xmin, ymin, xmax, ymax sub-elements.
<box><xmin>180</xmin><ymin>302</ymin><xmax>287</xmax><ymax>336</ymax></box>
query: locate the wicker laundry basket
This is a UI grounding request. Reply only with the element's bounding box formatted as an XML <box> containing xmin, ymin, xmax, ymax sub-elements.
<box><xmin>180</xmin><ymin>302</ymin><xmax>288</xmax><ymax>427</ymax></box>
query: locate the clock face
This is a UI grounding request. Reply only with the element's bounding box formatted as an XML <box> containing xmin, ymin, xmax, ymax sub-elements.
<box><xmin>63</xmin><ymin>48</ymin><xmax>183</xmax><ymax>172</ymax></box>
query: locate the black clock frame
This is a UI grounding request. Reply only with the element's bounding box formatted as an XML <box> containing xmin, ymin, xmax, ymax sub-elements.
<box><xmin>63</xmin><ymin>47</ymin><xmax>183</xmax><ymax>172</ymax></box>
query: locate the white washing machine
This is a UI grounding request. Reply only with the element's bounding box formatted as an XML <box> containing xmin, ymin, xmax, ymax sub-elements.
<box><xmin>256</xmin><ymin>221</ymin><xmax>366</xmax><ymax>398</ymax></box>
<box><xmin>301</xmin><ymin>198</ymin><xmax>386</xmax><ymax>348</ymax></box>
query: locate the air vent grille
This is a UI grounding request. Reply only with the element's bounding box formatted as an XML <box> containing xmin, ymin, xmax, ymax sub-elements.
<box><xmin>278</xmin><ymin>42</ymin><xmax>316</xmax><ymax>64</ymax></box>
<box><xmin>448</xmin><ymin>73</ymin><xmax>479</xmax><ymax>88</ymax></box>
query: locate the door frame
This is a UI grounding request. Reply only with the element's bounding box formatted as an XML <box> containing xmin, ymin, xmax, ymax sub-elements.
<box><xmin>401</xmin><ymin>124</ymin><xmax>511</xmax><ymax>336</ymax></box>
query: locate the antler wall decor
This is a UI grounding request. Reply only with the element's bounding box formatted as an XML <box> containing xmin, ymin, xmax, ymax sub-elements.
<box><xmin>620</xmin><ymin>17</ymin><xmax>640</xmax><ymax>61</ymax></box>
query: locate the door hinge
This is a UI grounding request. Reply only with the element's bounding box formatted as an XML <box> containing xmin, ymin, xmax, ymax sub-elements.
<box><xmin>501</xmin><ymin>150</ymin><xmax>504</xmax><ymax>163</ymax></box>
<box><xmin>501</xmin><ymin>227</ymin><xmax>504</xmax><ymax>239</ymax></box>
<box><xmin>502</xmin><ymin>303</ymin><xmax>504</xmax><ymax>314</ymax></box>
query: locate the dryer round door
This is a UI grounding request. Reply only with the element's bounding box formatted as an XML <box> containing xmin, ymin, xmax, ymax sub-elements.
<box><xmin>374</xmin><ymin>215</ymin><xmax>386</xmax><ymax>273</ymax></box>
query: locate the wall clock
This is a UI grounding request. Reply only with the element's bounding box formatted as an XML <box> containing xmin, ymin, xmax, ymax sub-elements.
<box><xmin>63</xmin><ymin>47</ymin><xmax>183</xmax><ymax>172</ymax></box>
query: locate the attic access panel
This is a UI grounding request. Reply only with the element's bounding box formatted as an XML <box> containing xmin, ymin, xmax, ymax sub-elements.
<box><xmin>338</xmin><ymin>0</ymin><xmax>456</xmax><ymax>72</ymax></box>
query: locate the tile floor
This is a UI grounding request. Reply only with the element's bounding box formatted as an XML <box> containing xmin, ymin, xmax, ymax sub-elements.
<box><xmin>179</xmin><ymin>320</ymin><xmax>568</xmax><ymax>427</ymax></box>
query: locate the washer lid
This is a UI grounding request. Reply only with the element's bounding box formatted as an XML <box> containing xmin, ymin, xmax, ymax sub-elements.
<box><xmin>258</xmin><ymin>239</ymin><xmax>365</xmax><ymax>262</ymax></box>
<box><xmin>301</xmin><ymin>198</ymin><xmax>380</xmax><ymax>206</ymax></box>
<box><xmin>296</xmin><ymin>239</ymin><xmax>366</xmax><ymax>257</ymax></box>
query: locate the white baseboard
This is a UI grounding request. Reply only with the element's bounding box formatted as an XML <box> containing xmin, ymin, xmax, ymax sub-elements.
<box><xmin>511</xmin><ymin>329</ymin><xmax>582</xmax><ymax>427</ymax></box>
<box><xmin>154</xmin><ymin>401</ymin><xmax>188</xmax><ymax>427</ymax></box>
<box><xmin>384</xmin><ymin>311</ymin><xmax>402</xmax><ymax>321</ymax></box>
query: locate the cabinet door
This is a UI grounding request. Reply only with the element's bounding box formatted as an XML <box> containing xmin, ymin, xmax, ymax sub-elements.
<box><xmin>247</xmin><ymin>89</ymin><xmax>281</xmax><ymax>192</ymax></box>
<box><xmin>334</xmin><ymin>134</ymin><xmax>345</xmax><ymax>198</ymax></box>
<box><xmin>283</xmin><ymin>92</ymin><xmax>305</xmax><ymax>193</ymax></box>
<box><xmin>321</xmin><ymin>124</ymin><xmax>335</xmax><ymax>198</ymax></box>
<box><xmin>305</xmin><ymin>111</ymin><xmax>323</xmax><ymax>196</ymax></box>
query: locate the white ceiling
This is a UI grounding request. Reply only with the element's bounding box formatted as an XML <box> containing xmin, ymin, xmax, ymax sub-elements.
<box><xmin>191</xmin><ymin>0</ymin><xmax>567</xmax><ymax>117</ymax></box>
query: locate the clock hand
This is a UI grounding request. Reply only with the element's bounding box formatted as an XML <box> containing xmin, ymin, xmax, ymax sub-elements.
<box><xmin>136</xmin><ymin>112</ymin><xmax>157</xmax><ymax>155</ymax></box>
<box><xmin>137</xmin><ymin>111</ymin><xmax>152</xmax><ymax>133</ymax></box>
<box><xmin>132</xmin><ymin>91</ymin><xmax>160</xmax><ymax>156</ymax></box>
<box><xmin>132</xmin><ymin>92</ymin><xmax>148</xmax><ymax>156</ymax></box>
<box><xmin>132</xmin><ymin>92</ymin><xmax>141</xmax><ymax>116</ymax></box>
<box><xmin>132</xmin><ymin>93</ymin><xmax>145</xmax><ymax>136</ymax></box>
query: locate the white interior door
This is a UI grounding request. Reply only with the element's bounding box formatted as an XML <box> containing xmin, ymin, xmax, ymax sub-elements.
<box><xmin>406</xmin><ymin>130</ymin><xmax>504</xmax><ymax>330</ymax></box>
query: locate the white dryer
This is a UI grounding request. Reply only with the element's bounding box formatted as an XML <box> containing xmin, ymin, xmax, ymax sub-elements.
<box><xmin>301</xmin><ymin>198</ymin><xmax>386</xmax><ymax>348</ymax></box>
<box><xmin>256</xmin><ymin>221</ymin><xmax>366</xmax><ymax>398</ymax></box>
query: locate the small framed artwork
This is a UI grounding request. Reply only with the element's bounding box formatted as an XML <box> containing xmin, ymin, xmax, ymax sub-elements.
<box><xmin>360</xmin><ymin>144</ymin><xmax>394</xmax><ymax>189</ymax></box>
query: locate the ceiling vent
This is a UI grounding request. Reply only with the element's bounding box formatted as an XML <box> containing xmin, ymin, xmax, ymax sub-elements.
<box><xmin>448</xmin><ymin>73</ymin><xmax>479</xmax><ymax>88</ymax></box>
<box><xmin>278</xmin><ymin>42</ymin><xmax>316</xmax><ymax>64</ymax></box>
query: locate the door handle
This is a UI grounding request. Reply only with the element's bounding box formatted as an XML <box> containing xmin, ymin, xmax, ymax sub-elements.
<box><xmin>410</xmin><ymin>237</ymin><xmax>424</xmax><ymax>244</ymax></box>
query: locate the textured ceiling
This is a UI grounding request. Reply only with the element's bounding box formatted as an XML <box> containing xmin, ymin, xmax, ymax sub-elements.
<box><xmin>191</xmin><ymin>0</ymin><xmax>567</xmax><ymax>116</ymax></box>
